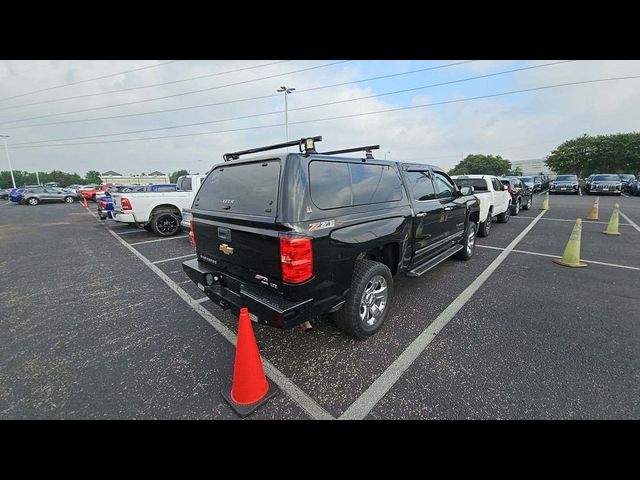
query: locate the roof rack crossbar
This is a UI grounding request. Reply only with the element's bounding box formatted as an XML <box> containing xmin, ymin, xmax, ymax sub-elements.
<box><xmin>319</xmin><ymin>145</ymin><xmax>380</xmax><ymax>159</ymax></box>
<box><xmin>222</xmin><ymin>136</ymin><xmax>322</xmax><ymax>162</ymax></box>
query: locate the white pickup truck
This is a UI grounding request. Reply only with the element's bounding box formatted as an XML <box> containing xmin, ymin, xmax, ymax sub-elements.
<box><xmin>111</xmin><ymin>174</ymin><xmax>206</xmax><ymax>236</ymax></box>
<box><xmin>451</xmin><ymin>175</ymin><xmax>512</xmax><ymax>237</ymax></box>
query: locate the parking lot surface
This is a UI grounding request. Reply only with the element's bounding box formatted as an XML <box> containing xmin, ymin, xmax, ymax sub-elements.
<box><xmin>1</xmin><ymin>191</ymin><xmax>638</xmax><ymax>419</ymax></box>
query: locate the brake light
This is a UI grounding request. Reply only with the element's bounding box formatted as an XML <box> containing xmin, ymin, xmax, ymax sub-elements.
<box><xmin>121</xmin><ymin>197</ymin><xmax>132</xmax><ymax>210</ymax></box>
<box><xmin>280</xmin><ymin>236</ymin><xmax>313</xmax><ymax>284</ymax></box>
<box><xmin>189</xmin><ymin>219</ymin><xmax>196</xmax><ymax>248</ymax></box>
<box><xmin>508</xmin><ymin>186</ymin><xmax>515</xmax><ymax>194</ymax></box>
<box><xmin>99</xmin><ymin>200</ymin><xmax>107</xmax><ymax>208</ymax></box>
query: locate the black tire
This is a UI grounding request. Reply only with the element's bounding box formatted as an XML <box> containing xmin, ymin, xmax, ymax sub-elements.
<box><xmin>497</xmin><ymin>203</ymin><xmax>511</xmax><ymax>223</ymax></box>
<box><xmin>143</xmin><ymin>224</ymin><xmax>153</xmax><ymax>231</ymax></box>
<box><xmin>478</xmin><ymin>210</ymin><xmax>491</xmax><ymax>237</ymax></box>
<box><xmin>64</xmin><ymin>196</ymin><xmax>74</xmax><ymax>203</ymax></box>
<box><xmin>26</xmin><ymin>197</ymin><xmax>39</xmax><ymax>206</ymax></box>
<box><xmin>453</xmin><ymin>221</ymin><xmax>477</xmax><ymax>260</ymax></box>
<box><xmin>511</xmin><ymin>198</ymin><xmax>521</xmax><ymax>216</ymax></box>
<box><xmin>332</xmin><ymin>259</ymin><xmax>393</xmax><ymax>339</ymax></box>
<box><xmin>150</xmin><ymin>210</ymin><xmax>181</xmax><ymax>236</ymax></box>
<box><xmin>522</xmin><ymin>195</ymin><xmax>532</xmax><ymax>210</ymax></box>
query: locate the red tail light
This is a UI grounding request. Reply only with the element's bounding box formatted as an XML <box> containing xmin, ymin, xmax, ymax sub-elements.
<box><xmin>189</xmin><ymin>219</ymin><xmax>196</xmax><ymax>248</ymax></box>
<box><xmin>508</xmin><ymin>186</ymin><xmax>515</xmax><ymax>194</ymax></box>
<box><xmin>99</xmin><ymin>200</ymin><xmax>107</xmax><ymax>208</ymax></box>
<box><xmin>121</xmin><ymin>197</ymin><xmax>132</xmax><ymax>211</ymax></box>
<box><xmin>280</xmin><ymin>236</ymin><xmax>313</xmax><ymax>284</ymax></box>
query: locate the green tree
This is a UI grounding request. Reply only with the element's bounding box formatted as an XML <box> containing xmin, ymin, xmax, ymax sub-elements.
<box><xmin>169</xmin><ymin>169</ymin><xmax>189</xmax><ymax>183</ymax></box>
<box><xmin>546</xmin><ymin>132</ymin><xmax>640</xmax><ymax>178</ymax></box>
<box><xmin>506</xmin><ymin>166</ymin><xmax>523</xmax><ymax>176</ymax></box>
<box><xmin>448</xmin><ymin>154</ymin><xmax>512</xmax><ymax>176</ymax></box>
<box><xmin>85</xmin><ymin>170</ymin><xmax>102</xmax><ymax>184</ymax></box>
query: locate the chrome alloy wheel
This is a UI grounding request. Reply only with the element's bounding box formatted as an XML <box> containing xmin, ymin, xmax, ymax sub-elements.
<box><xmin>466</xmin><ymin>225</ymin><xmax>475</xmax><ymax>255</ymax></box>
<box><xmin>359</xmin><ymin>275</ymin><xmax>388</xmax><ymax>327</ymax></box>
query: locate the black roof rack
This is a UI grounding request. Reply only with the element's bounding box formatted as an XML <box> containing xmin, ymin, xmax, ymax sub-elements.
<box><xmin>223</xmin><ymin>136</ymin><xmax>322</xmax><ymax>162</ymax></box>
<box><xmin>319</xmin><ymin>145</ymin><xmax>380</xmax><ymax>159</ymax></box>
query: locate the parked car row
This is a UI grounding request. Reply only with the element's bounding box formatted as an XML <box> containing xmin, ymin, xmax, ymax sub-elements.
<box><xmin>450</xmin><ymin>175</ymin><xmax>533</xmax><ymax>238</ymax></box>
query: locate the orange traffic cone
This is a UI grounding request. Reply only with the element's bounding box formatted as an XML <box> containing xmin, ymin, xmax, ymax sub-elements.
<box><xmin>221</xmin><ymin>307</ymin><xmax>277</xmax><ymax>417</ymax></box>
<box><xmin>82</xmin><ymin>197</ymin><xmax>88</xmax><ymax>207</ymax></box>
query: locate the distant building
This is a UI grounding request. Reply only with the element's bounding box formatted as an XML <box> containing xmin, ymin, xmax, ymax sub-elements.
<box><xmin>510</xmin><ymin>158</ymin><xmax>554</xmax><ymax>175</ymax></box>
<box><xmin>100</xmin><ymin>171</ymin><xmax>170</xmax><ymax>185</ymax></box>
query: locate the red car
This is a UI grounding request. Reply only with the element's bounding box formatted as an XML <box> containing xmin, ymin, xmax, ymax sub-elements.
<box><xmin>78</xmin><ymin>183</ymin><xmax>113</xmax><ymax>202</ymax></box>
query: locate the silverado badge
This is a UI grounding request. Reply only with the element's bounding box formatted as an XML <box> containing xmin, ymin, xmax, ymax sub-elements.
<box><xmin>219</xmin><ymin>243</ymin><xmax>234</xmax><ymax>255</ymax></box>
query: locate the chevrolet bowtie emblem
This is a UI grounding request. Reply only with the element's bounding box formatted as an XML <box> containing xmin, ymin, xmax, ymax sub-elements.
<box><xmin>219</xmin><ymin>243</ymin><xmax>234</xmax><ymax>255</ymax></box>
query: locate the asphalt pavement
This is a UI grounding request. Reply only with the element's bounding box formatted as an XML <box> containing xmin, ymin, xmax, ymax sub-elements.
<box><xmin>1</xmin><ymin>192</ymin><xmax>637</xmax><ymax>419</ymax></box>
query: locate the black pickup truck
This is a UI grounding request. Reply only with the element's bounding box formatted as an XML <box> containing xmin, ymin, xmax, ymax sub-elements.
<box><xmin>183</xmin><ymin>137</ymin><xmax>480</xmax><ymax>338</ymax></box>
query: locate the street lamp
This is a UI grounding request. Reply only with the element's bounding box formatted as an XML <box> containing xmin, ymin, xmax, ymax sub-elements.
<box><xmin>0</xmin><ymin>135</ymin><xmax>16</xmax><ymax>189</ymax></box>
<box><xmin>277</xmin><ymin>86</ymin><xmax>295</xmax><ymax>143</ymax></box>
<box><xmin>384</xmin><ymin>151</ymin><xmax>391</xmax><ymax>160</ymax></box>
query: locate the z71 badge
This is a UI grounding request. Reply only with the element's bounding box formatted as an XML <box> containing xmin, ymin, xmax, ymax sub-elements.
<box><xmin>309</xmin><ymin>220</ymin><xmax>335</xmax><ymax>232</ymax></box>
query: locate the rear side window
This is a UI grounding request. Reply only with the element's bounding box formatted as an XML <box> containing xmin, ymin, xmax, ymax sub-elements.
<box><xmin>196</xmin><ymin>160</ymin><xmax>280</xmax><ymax>217</ymax></box>
<box><xmin>177</xmin><ymin>177</ymin><xmax>192</xmax><ymax>191</ymax></box>
<box><xmin>309</xmin><ymin>161</ymin><xmax>403</xmax><ymax>209</ymax></box>
<box><xmin>453</xmin><ymin>178</ymin><xmax>488</xmax><ymax>191</ymax></box>
<box><xmin>155</xmin><ymin>185</ymin><xmax>176</xmax><ymax>192</ymax></box>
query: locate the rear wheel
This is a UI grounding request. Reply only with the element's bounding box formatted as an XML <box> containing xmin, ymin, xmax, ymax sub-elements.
<box><xmin>497</xmin><ymin>203</ymin><xmax>511</xmax><ymax>223</ymax></box>
<box><xmin>150</xmin><ymin>210</ymin><xmax>181</xmax><ymax>236</ymax></box>
<box><xmin>522</xmin><ymin>195</ymin><xmax>532</xmax><ymax>210</ymax></box>
<box><xmin>332</xmin><ymin>260</ymin><xmax>393</xmax><ymax>339</ymax></box>
<box><xmin>511</xmin><ymin>198</ymin><xmax>521</xmax><ymax>216</ymax></box>
<box><xmin>64</xmin><ymin>196</ymin><xmax>74</xmax><ymax>203</ymax></box>
<box><xmin>27</xmin><ymin>197</ymin><xmax>39</xmax><ymax>206</ymax></box>
<box><xmin>453</xmin><ymin>221</ymin><xmax>477</xmax><ymax>260</ymax></box>
<box><xmin>478</xmin><ymin>210</ymin><xmax>491</xmax><ymax>237</ymax></box>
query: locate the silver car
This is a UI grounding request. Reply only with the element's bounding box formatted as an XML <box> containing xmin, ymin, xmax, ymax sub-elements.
<box><xmin>19</xmin><ymin>186</ymin><xmax>80</xmax><ymax>205</ymax></box>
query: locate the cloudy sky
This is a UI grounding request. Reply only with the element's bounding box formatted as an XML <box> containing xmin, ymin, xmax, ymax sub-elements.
<box><xmin>0</xmin><ymin>59</ymin><xmax>638</xmax><ymax>176</ymax></box>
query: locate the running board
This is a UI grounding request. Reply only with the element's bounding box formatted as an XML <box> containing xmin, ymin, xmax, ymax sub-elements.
<box><xmin>406</xmin><ymin>245</ymin><xmax>463</xmax><ymax>277</ymax></box>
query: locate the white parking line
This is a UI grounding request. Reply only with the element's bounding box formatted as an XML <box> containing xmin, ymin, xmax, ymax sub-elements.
<box><xmin>621</xmin><ymin>193</ymin><xmax>630</xmax><ymax>198</ymax></box>
<box><xmin>339</xmin><ymin>210</ymin><xmax>548</xmax><ymax>420</ymax></box>
<box><xmin>178</xmin><ymin>280</ymin><xmax>193</xmax><ymax>285</ymax></box>
<box><xmin>129</xmin><ymin>235</ymin><xmax>187</xmax><ymax>246</ymax></box>
<box><xmin>0</xmin><ymin>201</ymin><xmax>12</xmax><ymax>207</ymax></box>
<box><xmin>194</xmin><ymin>297</ymin><xmax>209</xmax><ymax>304</ymax></box>
<box><xmin>152</xmin><ymin>254</ymin><xmax>196</xmax><ymax>264</ymax></box>
<box><xmin>510</xmin><ymin>216</ymin><xmax>631</xmax><ymax>226</ymax></box>
<box><xmin>619</xmin><ymin>211</ymin><xmax>640</xmax><ymax>233</ymax></box>
<box><xmin>112</xmin><ymin>229</ymin><xmax>145</xmax><ymax>235</ymax></box>
<box><xmin>87</xmin><ymin>208</ymin><xmax>333</xmax><ymax>420</ymax></box>
<box><xmin>476</xmin><ymin>245</ymin><xmax>640</xmax><ymax>271</ymax></box>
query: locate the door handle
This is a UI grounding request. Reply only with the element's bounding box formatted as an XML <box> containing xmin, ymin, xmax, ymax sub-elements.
<box><xmin>444</xmin><ymin>206</ymin><xmax>453</xmax><ymax>211</ymax></box>
<box><xmin>416</xmin><ymin>212</ymin><xmax>426</xmax><ymax>217</ymax></box>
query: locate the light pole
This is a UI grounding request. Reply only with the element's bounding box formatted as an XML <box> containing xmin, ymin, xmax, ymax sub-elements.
<box><xmin>0</xmin><ymin>135</ymin><xmax>16</xmax><ymax>189</ymax></box>
<box><xmin>277</xmin><ymin>86</ymin><xmax>295</xmax><ymax>143</ymax></box>
<box><xmin>384</xmin><ymin>151</ymin><xmax>391</xmax><ymax>160</ymax></box>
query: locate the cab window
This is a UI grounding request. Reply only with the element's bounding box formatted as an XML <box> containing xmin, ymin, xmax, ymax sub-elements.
<box><xmin>433</xmin><ymin>172</ymin><xmax>455</xmax><ymax>199</ymax></box>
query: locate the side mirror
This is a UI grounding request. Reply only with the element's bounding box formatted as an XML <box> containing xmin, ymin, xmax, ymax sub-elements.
<box><xmin>503</xmin><ymin>185</ymin><xmax>509</xmax><ymax>191</ymax></box>
<box><xmin>459</xmin><ymin>186</ymin><xmax>474</xmax><ymax>195</ymax></box>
